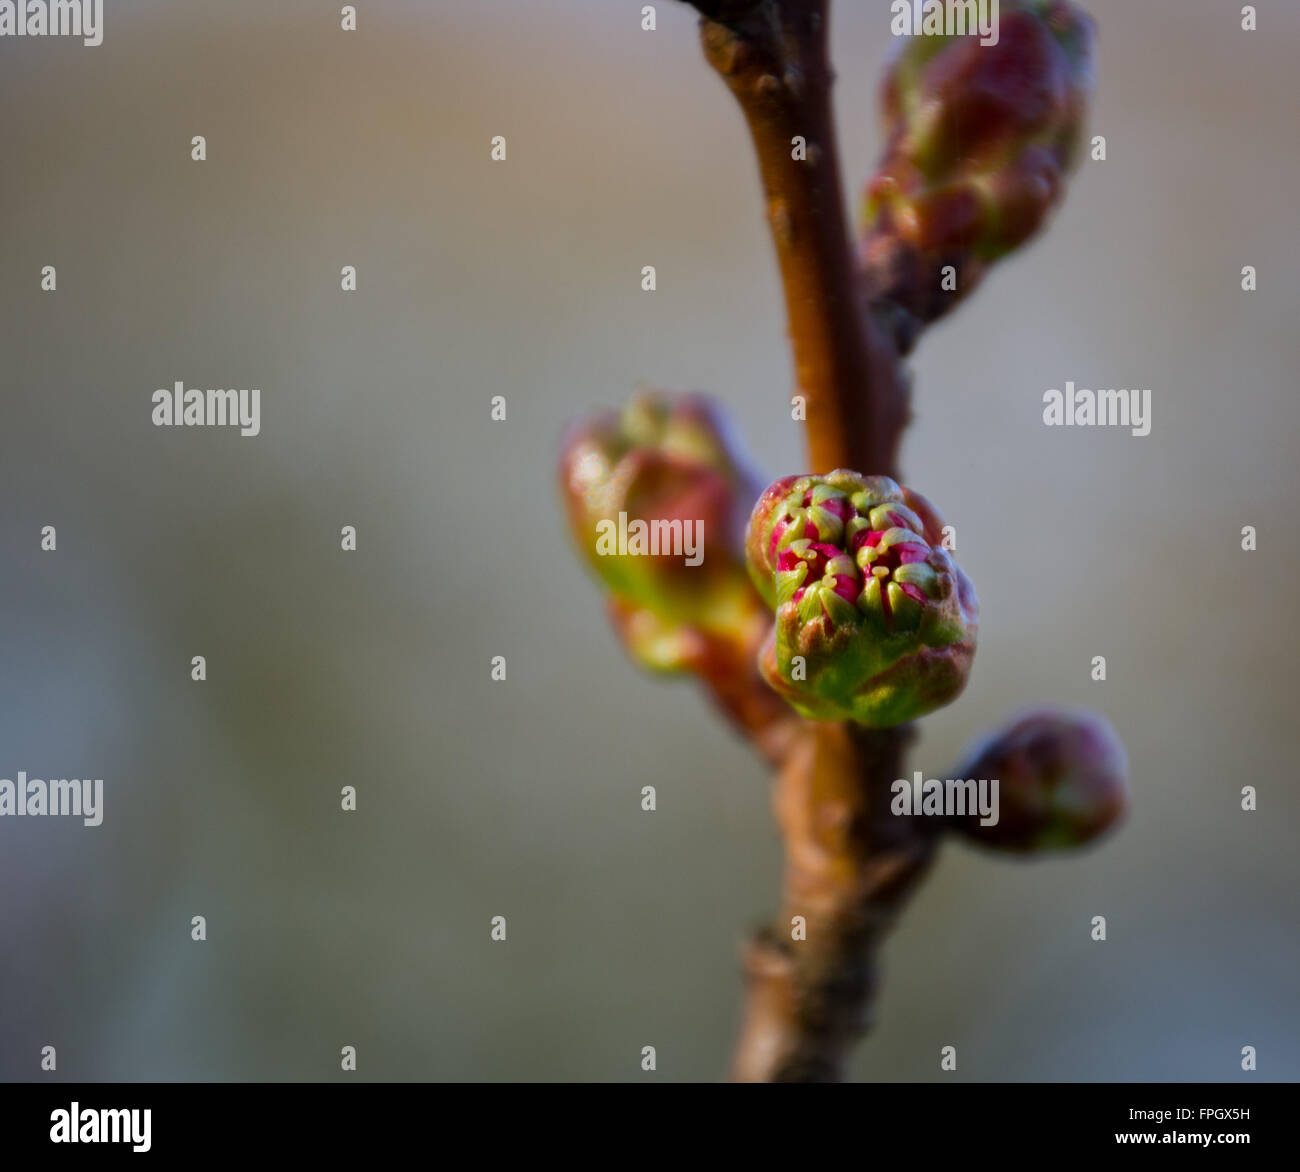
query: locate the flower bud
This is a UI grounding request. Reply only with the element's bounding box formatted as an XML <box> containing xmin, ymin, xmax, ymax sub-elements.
<box><xmin>746</xmin><ymin>470</ymin><xmax>977</xmax><ymax>727</ymax></box>
<box><xmin>559</xmin><ymin>390</ymin><xmax>766</xmax><ymax>672</ymax></box>
<box><xmin>951</xmin><ymin>708</ymin><xmax>1128</xmax><ymax>851</ymax></box>
<box><xmin>859</xmin><ymin>0</ymin><xmax>1095</xmax><ymax>332</ymax></box>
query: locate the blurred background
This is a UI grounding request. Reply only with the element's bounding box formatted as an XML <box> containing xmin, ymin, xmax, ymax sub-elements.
<box><xmin>0</xmin><ymin>0</ymin><xmax>1296</xmax><ymax>1081</ymax></box>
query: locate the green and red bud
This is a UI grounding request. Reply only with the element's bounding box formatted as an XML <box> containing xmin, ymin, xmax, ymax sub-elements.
<box><xmin>860</xmin><ymin>0</ymin><xmax>1095</xmax><ymax>334</ymax></box>
<box><xmin>746</xmin><ymin>470</ymin><xmax>977</xmax><ymax>727</ymax></box>
<box><xmin>559</xmin><ymin>390</ymin><xmax>767</xmax><ymax>673</ymax></box>
<box><xmin>950</xmin><ymin>708</ymin><xmax>1128</xmax><ymax>851</ymax></box>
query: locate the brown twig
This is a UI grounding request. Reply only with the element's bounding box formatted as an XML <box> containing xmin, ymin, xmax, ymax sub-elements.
<box><xmin>695</xmin><ymin>0</ymin><xmax>909</xmax><ymax>477</ymax></box>
<box><xmin>608</xmin><ymin>598</ymin><xmax>803</xmax><ymax>766</ymax></box>
<box><xmin>687</xmin><ymin>0</ymin><xmax>924</xmax><ymax>1082</ymax></box>
<box><xmin>692</xmin><ymin>630</ymin><xmax>806</xmax><ymax>767</ymax></box>
<box><xmin>731</xmin><ymin>723</ymin><xmax>941</xmax><ymax>1081</ymax></box>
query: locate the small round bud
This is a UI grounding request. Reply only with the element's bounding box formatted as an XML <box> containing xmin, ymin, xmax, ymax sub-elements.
<box><xmin>952</xmin><ymin>708</ymin><xmax>1128</xmax><ymax>851</ymax></box>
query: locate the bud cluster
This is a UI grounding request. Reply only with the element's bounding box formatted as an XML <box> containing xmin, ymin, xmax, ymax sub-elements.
<box><xmin>746</xmin><ymin>470</ymin><xmax>977</xmax><ymax>727</ymax></box>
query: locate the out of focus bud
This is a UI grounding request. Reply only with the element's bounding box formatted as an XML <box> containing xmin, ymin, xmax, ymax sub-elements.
<box><xmin>746</xmin><ymin>470</ymin><xmax>977</xmax><ymax>727</ymax></box>
<box><xmin>559</xmin><ymin>390</ymin><xmax>766</xmax><ymax>673</ymax></box>
<box><xmin>951</xmin><ymin>708</ymin><xmax>1128</xmax><ymax>851</ymax></box>
<box><xmin>860</xmin><ymin>0</ymin><xmax>1095</xmax><ymax>335</ymax></box>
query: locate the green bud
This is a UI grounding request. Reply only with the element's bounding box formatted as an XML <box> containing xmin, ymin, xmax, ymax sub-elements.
<box><xmin>559</xmin><ymin>390</ymin><xmax>766</xmax><ymax>673</ymax></box>
<box><xmin>746</xmin><ymin>470</ymin><xmax>977</xmax><ymax>727</ymax></box>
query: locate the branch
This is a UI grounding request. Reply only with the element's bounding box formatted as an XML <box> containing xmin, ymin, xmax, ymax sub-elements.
<box><xmin>691</xmin><ymin>628</ymin><xmax>805</xmax><ymax>767</ymax></box>
<box><xmin>731</xmin><ymin>723</ymin><xmax>938</xmax><ymax>1081</ymax></box>
<box><xmin>692</xmin><ymin>0</ymin><xmax>909</xmax><ymax>477</ymax></box>
<box><xmin>674</xmin><ymin>0</ymin><xmax>1105</xmax><ymax>1083</ymax></box>
<box><xmin>686</xmin><ymin>0</ymin><xmax>926</xmax><ymax>1082</ymax></box>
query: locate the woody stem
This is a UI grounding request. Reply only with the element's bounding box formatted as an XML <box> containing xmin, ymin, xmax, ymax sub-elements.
<box><xmin>693</xmin><ymin>0</ymin><xmax>908</xmax><ymax>478</ymax></box>
<box><xmin>687</xmin><ymin>0</ymin><xmax>920</xmax><ymax>1082</ymax></box>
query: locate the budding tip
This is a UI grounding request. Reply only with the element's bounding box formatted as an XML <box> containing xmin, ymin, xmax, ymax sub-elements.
<box><xmin>747</xmin><ymin>471</ymin><xmax>978</xmax><ymax>725</ymax></box>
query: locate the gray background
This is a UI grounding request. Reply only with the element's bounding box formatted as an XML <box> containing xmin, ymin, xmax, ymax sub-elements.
<box><xmin>0</xmin><ymin>0</ymin><xmax>1296</xmax><ymax>1080</ymax></box>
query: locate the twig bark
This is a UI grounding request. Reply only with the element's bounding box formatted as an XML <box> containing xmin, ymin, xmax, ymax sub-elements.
<box><xmin>694</xmin><ymin>0</ymin><xmax>909</xmax><ymax>477</ymax></box>
<box><xmin>731</xmin><ymin>723</ymin><xmax>940</xmax><ymax>1081</ymax></box>
<box><xmin>686</xmin><ymin>0</ymin><xmax>925</xmax><ymax>1082</ymax></box>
